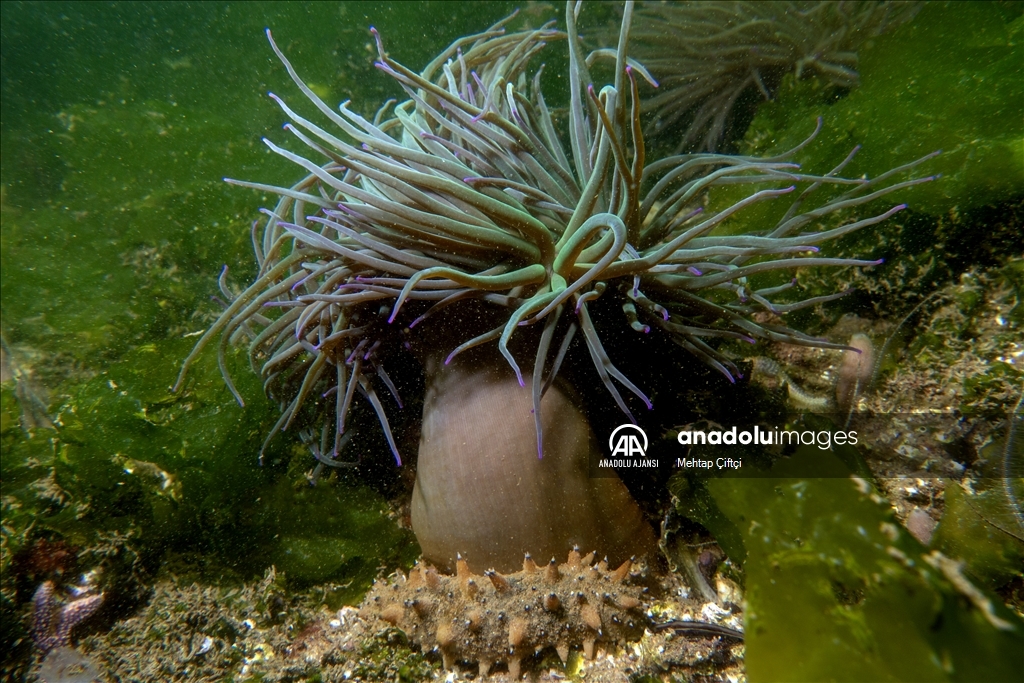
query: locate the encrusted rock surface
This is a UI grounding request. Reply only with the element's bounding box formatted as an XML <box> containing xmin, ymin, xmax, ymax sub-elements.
<box><xmin>360</xmin><ymin>548</ymin><xmax>650</xmax><ymax>678</ymax></box>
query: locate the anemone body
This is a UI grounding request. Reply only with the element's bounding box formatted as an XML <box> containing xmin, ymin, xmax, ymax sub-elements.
<box><xmin>175</xmin><ymin>1</ymin><xmax>933</xmax><ymax>568</ymax></box>
<box><xmin>412</xmin><ymin>347</ymin><xmax>656</xmax><ymax>573</ymax></box>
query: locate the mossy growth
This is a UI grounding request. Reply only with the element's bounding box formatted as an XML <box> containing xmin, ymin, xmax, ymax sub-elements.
<box><xmin>76</xmin><ymin>568</ymin><xmax>426</xmax><ymax>683</ymax></box>
<box><xmin>350</xmin><ymin>629</ymin><xmax>437</xmax><ymax>683</ymax></box>
<box><xmin>873</xmin><ymin>260</ymin><xmax>1023</xmax><ymax>422</ymax></box>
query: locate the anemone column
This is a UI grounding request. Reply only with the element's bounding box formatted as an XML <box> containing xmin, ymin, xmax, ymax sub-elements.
<box><xmin>412</xmin><ymin>348</ymin><xmax>656</xmax><ymax>573</ymax></box>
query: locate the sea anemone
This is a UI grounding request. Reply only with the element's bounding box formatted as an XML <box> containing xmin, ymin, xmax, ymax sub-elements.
<box><xmin>174</xmin><ymin>1</ymin><xmax>933</xmax><ymax>572</ymax></box>
<box><xmin>628</xmin><ymin>0</ymin><xmax>921</xmax><ymax>151</ymax></box>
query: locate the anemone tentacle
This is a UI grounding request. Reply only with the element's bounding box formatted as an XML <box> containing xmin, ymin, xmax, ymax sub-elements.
<box><xmin>176</xmin><ymin>1</ymin><xmax>933</xmax><ymax>471</ymax></box>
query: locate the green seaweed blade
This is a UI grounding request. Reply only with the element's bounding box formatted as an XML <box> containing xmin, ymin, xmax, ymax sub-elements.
<box><xmin>709</xmin><ymin>446</ymin><xmax>1023</xmax><ymax>682</ymax></box>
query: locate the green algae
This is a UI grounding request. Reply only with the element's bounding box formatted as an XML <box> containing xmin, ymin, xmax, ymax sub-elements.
<box><xmin>350</xmin><ymin>631</ymin><xmax>437</xmax><ymax>683</ymax></box>
<box><xmin>1</xmin><ymin>339</ymin><xmax>416</xmax><ymax>598</ymax></box>
<box><xmin>935</xmin><ymin>478</ymin><xmax>1024</xmax><ymax>591</ymax></box>
<box><xmin>933</xmin><ymin>422</ymin><xmax>1024</xmax><ymax>593</ymax></box>
<box><xmin>734</xmin><ymin>2</ymin><xmax>1023</xmax><ymax>216</ymax></box>
<box><xmin>704</xmin><ymin>445</ymin><xmax>1024</xmax><ymax>682</ymax></box>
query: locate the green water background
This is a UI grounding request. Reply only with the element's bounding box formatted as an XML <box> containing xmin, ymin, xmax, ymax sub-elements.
<box><xmin>2</xmin><ymin>1</ymin><xmax>524</xmax><ymax>366</ymax></box>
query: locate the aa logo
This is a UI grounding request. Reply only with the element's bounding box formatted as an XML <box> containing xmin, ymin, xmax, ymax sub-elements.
<box><xmin>608</xmin><ymin>424</ymin><xmax>648</xmax><ymax>457</ymax></box>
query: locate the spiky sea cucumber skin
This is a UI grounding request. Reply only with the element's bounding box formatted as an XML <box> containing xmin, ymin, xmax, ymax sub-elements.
<box><xmin>359</xmin><ymin>549</ymin><xmax>649</xmax><ymax>677</ymax></box>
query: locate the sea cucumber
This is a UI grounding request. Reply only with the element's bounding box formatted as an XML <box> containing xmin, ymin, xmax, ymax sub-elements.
<box><xmin>359</xmin><ymin>548</ymin><xmax>650</xmax><ymax>678</ymax></box>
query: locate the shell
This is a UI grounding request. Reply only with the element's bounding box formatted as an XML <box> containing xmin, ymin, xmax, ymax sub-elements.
<box><xmin>360</xmin><ymin>548</ymin><xmax>649</xmax><ymax>677</ymax></box>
